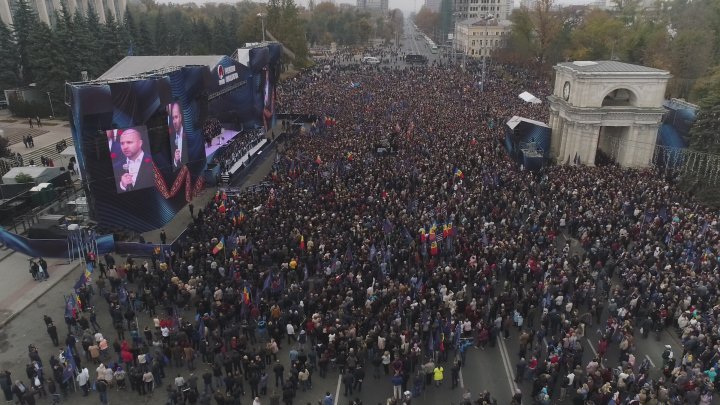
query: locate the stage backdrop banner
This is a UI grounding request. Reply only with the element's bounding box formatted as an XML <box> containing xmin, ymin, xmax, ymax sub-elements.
<box><xmin>207</xmin><ymin>56</ymin><xmax>253</xmax><ymax>130</ymax></box>
<box><xmin>0</xmin><ymin>227</ymin><xmax>115</xmax><ymax>258</ymax></box>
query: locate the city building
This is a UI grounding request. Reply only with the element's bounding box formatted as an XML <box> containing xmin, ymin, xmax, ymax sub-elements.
<box><xmin>454</xmin><ymin>17</ymin><xmax>511</xmax><ymax>58</ymax></box>
<box><xmin>424</xmin><ymin>0</ymin><xmax>442</xmax><ymax>12</ymax></box>
<box><xmin>0</xmin><ymin>0</ymin><xmax>126</xmax><ymax>27</ymax></box>
<box><xmin>356</xmin><ymin>0</ymin><xmax>388</xmax><ymax>12</ymax></box>
<box><xmin>519</xmin><ymin>0</ymin><xmax>536</xmax><ymax>10</ymax></box>
<box><xmin>453</xmin><ymin>0</ymin><xmax>511</xmax><ymax>22</ymax></box>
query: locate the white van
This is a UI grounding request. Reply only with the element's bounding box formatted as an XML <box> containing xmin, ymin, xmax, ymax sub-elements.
<box><xmin>362</xmin><ymin>56</ymin><xmax>380</xmax><ymax>65</ymax></box>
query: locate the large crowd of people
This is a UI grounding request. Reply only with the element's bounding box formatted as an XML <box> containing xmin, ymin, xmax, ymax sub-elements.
<box><xmin>3</xmin><ymin>59</ymin><xmax>719</xmax><ymax>405</ymax></box>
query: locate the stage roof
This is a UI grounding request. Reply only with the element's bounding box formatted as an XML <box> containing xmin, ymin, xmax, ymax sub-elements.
<box><xmin>506</xmin><ymin>116</ymin><xmax>550</xmax><ymax>130</ymax></box>
<box><xmin>98</xmin><ymin>55</ymin><xmax>225</xmax><ymax>80</ymax></box>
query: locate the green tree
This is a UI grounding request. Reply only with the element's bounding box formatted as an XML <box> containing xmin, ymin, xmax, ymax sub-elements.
<box><xmin>531</xmin><ymin>0</ymin><xmax>562</xmax><ymax>64</ymax></box>
<box><xmin>689</xmin><ymin>103</ymin><xmax>720</xmax><ymax>152</ymax></box>
<box><xmin>123</xmin><ymin>5</ymin><xmax>138</xmax><ymax>49</ymax></box>
<box><xmin>137</xmin><ymin>19</ymin><xmax>155</xmax><ymax>55</ymax></box>
<box><xmin>71</xmin><ymin>7</ymin><xmax>99</xmax><ymax>80</ymax></box>
<box><xmin>0</xmin><ymin>21</ymin><xmax>20</xmax><ymax>89</ymax></box>
<box><xmin>501</xmin><ymin>8</ymin><xmax>536</xmax><ymax>64</ymax></box>
<box><xmin>11</xmin><ymin>0</ymin><xmax>41</xmax><ymax>84</ymax></box>
<box><xmin>26</xmin><ymin>22</ymin><xmax>69</xmax><ymax>116</ymax></box>
<box><xmin>154</xmin><ymin>10</ymin><xmax>170</xmax><ymax>54</ymax></box>
<box><xmin>101</xmin><ymin>11</ymin><xmax>127</xmax><ymax>71</ymax></box>
<box><xmin>192</xmin><ymin>18</ymin><xmax>213</xmax><ymax>54</ymax></box>
<box><xmin>0</xmin><ymin>136</ymin><xmax>11</xmax><ymax>158</ymax></box>
<box><xmin>211</xmin><ymin>17</ymin><xmax>232</xmax><ymax>54</ymax></box>
<box><xmin>567</xmin><ymin>9</ymin><xmax>624</xmax><ymax>60</ymax></box>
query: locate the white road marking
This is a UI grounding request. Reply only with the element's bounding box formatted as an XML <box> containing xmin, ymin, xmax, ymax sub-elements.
<box><xmin>334</xmin><ymin>374</ymin><xmax>342</xmax><ymax>405</ymax></box>
<box><xmin>645</xmin><ymin>354</ymin><xmax>656</xmax><ymax>368</ymax></box>
<box><xmin>459</xmin><ymin>368</ymin><xmax>465</xmax><ymax>389</ymax></box>
<box><xmin>498</xmin><ymin>337</ymin><xmax>520</xmax><ymax>396</ymax></box>
<box><xmin>586</xmin><ymin>338</ymin><xmax>598</xmax><ymax>357</ymax></box>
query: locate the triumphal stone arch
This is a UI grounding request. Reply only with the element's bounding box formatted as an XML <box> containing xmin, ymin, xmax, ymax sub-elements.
<box><xmin>548</xmin><ymin>61</ymin><xmax>671</xmax><ymax>167</ymax></box>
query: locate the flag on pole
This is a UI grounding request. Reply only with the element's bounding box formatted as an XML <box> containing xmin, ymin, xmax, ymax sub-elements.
<box><xmin>64</xmin><ymin>295</ymin><xmax>74</xmax><ymax>319</ymax></box>
<box><xmin>73</xmin><ymin>262</ymin><xmax>94</xmax><ymax>290</ymax></box>
<box><xmin>454</xmin><ymin>168</ymin><xmax>464</xmax><ymax>179</ymax></box>
<box><xmin>212</xmin><ymin>237</ymin><xmax>225</xmax><ymax>255</ymax></box>
<box><xmin>242</xmin><ymin>286</ymin><xmax>251</xmax><ymax>305</ymax></box>
<box><xmin>299</xmin><ymin>235</ymin><xmax>305</xmax><ymax>250</ymax></box>
<box><xmin>382</xmin><ymin>219</ymin><xmax>394</xmax><ymax>234</ymax></box>
<box><xmin>263</xmin><ymin>271</ymin><xmax>273</xmax><ymax>291</ymax></box>
<box><xmin>430</xmin><ymin>241</ymin><xmax>438</xmax><ymax>256</ymax></box>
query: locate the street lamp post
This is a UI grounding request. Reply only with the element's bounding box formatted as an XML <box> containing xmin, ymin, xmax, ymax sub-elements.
<box><xmin>257</xmin><ymin>13</ymin><xmax>266</xmax><ymax>42</ymax></box>
<box><xmin>47</xmin><ymin>91</ymin><xmax>55</xmax><ymax>118</ymax></box>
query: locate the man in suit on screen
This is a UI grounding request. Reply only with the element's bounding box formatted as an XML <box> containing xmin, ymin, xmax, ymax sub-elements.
<box><xmin>115</xmin><ymin>128</ymin><xmax>154</xmax><ymax>192</ymax></box>
<box><xmin>169</xmin><ymin>102</ymin><xmax>188</xmax><ymax>170</ymax></box>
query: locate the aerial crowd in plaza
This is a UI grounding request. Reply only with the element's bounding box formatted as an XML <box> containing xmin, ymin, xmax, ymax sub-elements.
<box><xmin>2</xmin><ymin>57</ymin><xmax>720</xmax><ymax>405</ymax></box>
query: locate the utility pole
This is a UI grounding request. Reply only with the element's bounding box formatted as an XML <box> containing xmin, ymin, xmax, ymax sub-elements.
<box><xmin>47</xmin><ymin>92</ymin><xmax>55</xmax><ymax>118</ymax></box>
<box><xmin>481</xmin><ymin>55</ymin><xmax>486</xmax><ymax>92</ymax></box>
<box><xmin>257</xmin><ymin>13</ymin><xmax>266</xmax><ymax>42</ymax></box>
<box><xmin>480</xmin><ymin>15</ymin><xmax>490</xmax><ymax>92</ymax></box>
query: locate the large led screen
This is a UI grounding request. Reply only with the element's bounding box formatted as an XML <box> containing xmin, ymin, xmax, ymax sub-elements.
<box><xmin>107</xmin><ymin>126</ymin><xmax>154</xmax><ymax>193</ymax></box>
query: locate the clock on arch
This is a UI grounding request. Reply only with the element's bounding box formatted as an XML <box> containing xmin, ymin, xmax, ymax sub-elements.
<box><xmin>562</xmin><ymin>81</ymin><xmax>571</xmax><ymax>101</ymax></box>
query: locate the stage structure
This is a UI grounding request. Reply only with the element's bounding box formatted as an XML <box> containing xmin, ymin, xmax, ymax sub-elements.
<box><xmin>67</xmin><ymin>44</ymin><xmax>282</xmax><ymax>233</ymax></box>
<box><xmin>548</xmin><ymin>61</ymin><xmax>671</xmax><ymax>167</ymax></box>
<box><xmin>504</xmin><ymin>116</ymin><xmax>551</xmax><ymax>171</ymax></box>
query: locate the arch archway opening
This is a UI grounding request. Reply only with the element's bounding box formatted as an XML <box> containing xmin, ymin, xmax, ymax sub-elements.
<box><xmin>601</xmin><ymin>88</ymin><xmax>637</xmax><ymax>107</ymax></box>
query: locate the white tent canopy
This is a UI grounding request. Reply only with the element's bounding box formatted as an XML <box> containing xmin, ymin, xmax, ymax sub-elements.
<box><xmin>60</xmin><ymin>146</ymin><xmax>76</xmax><ymax>157</ymax></box>
<box><xmin>519</xmin><ymin>91</ymin><xmax>542</xmax><ymax>104</ymax></box>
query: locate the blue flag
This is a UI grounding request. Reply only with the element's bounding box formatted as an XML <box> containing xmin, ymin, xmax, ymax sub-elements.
<box><xmin>262</xmin><ymin>271</ymin><xmax>273</xmax><ymax>291</ymax></box>
<box><xmin>382</xmin><ymin>219</ymin><xmax>394</xmax><ymax>234</ymax></box>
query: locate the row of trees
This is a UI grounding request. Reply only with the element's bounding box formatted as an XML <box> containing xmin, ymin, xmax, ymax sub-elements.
<box><xmin>305</xmin><ymin>3</ymin><xmax>404</xmax><ymax>47</ymax></box>
<box><xmin>413</xmin><ymin>0</ymin><xmax>719</xmax><ymax>103</ymax></box>
<box><xmin>0</xmin><ymin>0</ymin><xmax>321</xmax><ymax>118</ymax></box>
<box><xmin>0</xmin><ymin>0</ymin><xmax>405</xmax><ymax>118</ymax></box>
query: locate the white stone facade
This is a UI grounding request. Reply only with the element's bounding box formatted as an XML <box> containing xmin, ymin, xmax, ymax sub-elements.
<box><xmin>548</xmin><ymin>61</ymin><xmax>671</xmax><ymax>168</ymax></box>
<box><xmin>454</xmin><ymin>17</ymin><xmax>511</xmax><ymax>58</ymax></box>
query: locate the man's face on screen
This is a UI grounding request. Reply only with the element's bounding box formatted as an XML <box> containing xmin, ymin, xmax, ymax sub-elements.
<box><xmin>172</xmin><ymin>104</ymin><xmax>183</xmax><ymax>134</ymax></box>
<box><xmin>120</xmin><ymin>130</ymin><xmax>143</xmax><ymax>160</ymax></box>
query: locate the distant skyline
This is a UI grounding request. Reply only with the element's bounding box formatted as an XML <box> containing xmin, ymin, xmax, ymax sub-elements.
<box><xmin>157</xmin><ymin>0</ymin><xmax>595</xmax><ymax>17</ymax></box>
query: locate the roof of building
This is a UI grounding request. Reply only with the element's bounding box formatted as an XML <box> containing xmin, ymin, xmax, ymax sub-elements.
<box><xmin>98</xmin><ymin>55</ymin><xmax>225</xmax><ymax>80</ymax></box>
<box><xmin>506</xmin><ymin>115</ymin><xmax>550</xmax><ymax>129</ymax></box>
<box><xmin>457</xmin><ymin>17</ymin><xmax>512</xmax><ymax>28</ymax></box>
<box><xmin>557</xmin><ymin>60</ymin><xmax>669</xmax><ymax>74</ymax></box>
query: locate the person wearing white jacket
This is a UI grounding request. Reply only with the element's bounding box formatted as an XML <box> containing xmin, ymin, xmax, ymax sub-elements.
<box><xmin>678</xmin><ymin>312</ymin><xmax>690</xmax><ymax>330</ymax></box>
<box><xmin>77</xmin><ymin>368</ymin><xmax>90</xmax><ymax>396</ymax></box>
